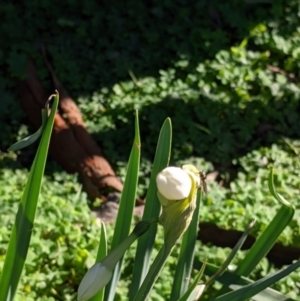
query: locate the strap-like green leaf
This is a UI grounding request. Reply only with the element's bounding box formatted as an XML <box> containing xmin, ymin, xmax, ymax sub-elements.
<box><xmin>129</xmin><ymin>118</ymin><xmax>172</xmax><ymax>300</ymax></box>
<box><xmin>201</xmin><ymin>261</ymin><xmax>297</xmax><ymax>301</ymax></box>
<box><xmin>104</xmin><ymin>111</ymin><xmax>141</xmax><ymax>301</ymax></box>
<box><xmin>89</xmin><ymin>222</ymin><xmax>108</xmax><ymax>301</ymax></box>
<box><xmin>0</xmin><ymin>93</ymin><xmax>58</xmax><ymax>301</ymax></box>
<box><xmin>206</xmin><ymin>219</ymin><xmax>256</xmax><ymax>287</ymax></box>
<box><xmin>177</xmin><ymin>261</ymin><xmax>206</xmax><ymax>301</ymax></box>
<box><xmin>8</xmin><ymin>105</ymin><xmax>49</xmax><ymax>152</ymax></box>
<box><xmin>234</xmin><ymin>169</ymin><xmax>294</xmax><ymax>277</ymax></box>
<box><xmin>210</xmin><ymin>259</ymin><xmax>300</xmax><ymax>301</ymax></box>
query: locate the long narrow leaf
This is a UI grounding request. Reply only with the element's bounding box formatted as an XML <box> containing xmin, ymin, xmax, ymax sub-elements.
<box><xmin>89</xmin><ymin>222</ymin><xmax>108</xmax><ymax>301</ymax></box>
<box><xmin>170</xmin><ymin>191</ymin><xmax>202</xmax><ymax>300</ymax></box>
<box><xmin>211</xmin><ymin>259</ymin><xmax>300</xmax><ymax>301</ymax></box>
<box><xmin>206</xmin><ymin>219</ymin><xmax>256</xmax><ymax>287</ymax></box>
<box><xmin>200</xmin><ymin>261</ymin><xmax>297</xmax><ymax>301</ymax></box>
<box><xmin>177</xmin><ymin>261</ymin><xmax>206</xmax><ymax>301</ymax></box>
<box><xmin>0</xmin><ymin>93</ymin><xmax>58</xmax><ymax>301</ymax></box>
<box><xmin>234</xmin><ymin>169</ymin><xmax>294</xmax><ymax>277</ymax></box>
<box><xmin>7</xmin><ymin>107</ymin><xmax>48</xmax><ymax>151</ymax></box>
<box><xmin>129</xmin><ymin>118</ymin><xmax>172</xmax><ymax>300</ymax></box>
<box><xmin>104</xmin><ymin>111</ymin><xmax>141</xmax><ymax>301</ymax></box>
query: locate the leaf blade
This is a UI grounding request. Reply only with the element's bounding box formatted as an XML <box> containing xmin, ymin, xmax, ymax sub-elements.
<box><xmin>104</xmin><ymin>111</ymin><xmax>141</xmax><ymax>301</ymax></box>
<box><xmin>129</xmin><ymin>118</ymin><xmax>172</xmax><ymax>300</ymax></box>
<box><xmin>0</xmin><ymin>94</ymin><xmax>58</xmax><ymax>301</ymax></box>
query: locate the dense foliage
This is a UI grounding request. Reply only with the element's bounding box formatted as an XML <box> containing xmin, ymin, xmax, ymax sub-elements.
<box><xmin>1</xmin><ymin>0</ymin><xmax>300</xmax><ymax>299</ymax></box>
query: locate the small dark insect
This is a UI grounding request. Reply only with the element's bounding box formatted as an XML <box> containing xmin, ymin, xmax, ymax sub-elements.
<box><xmin>199</xmin><ymin>171</ymin><xmax>207</xmax><ymax>195</ymax></box>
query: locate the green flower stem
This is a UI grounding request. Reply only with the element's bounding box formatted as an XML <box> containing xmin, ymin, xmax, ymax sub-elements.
<box><xmin>133</xmin><ymin>165</ymin><xmax>201</xmax><ymax>301</ymax></box>
<box><xmin>133</xmin><ymin>243</ymin><xmax>174</xmax><ymax>301</ymax></box>
<box><xmin>132</xmin><ymin>204</ymin><xmax>195</xmax><ymax>301</ymax></box>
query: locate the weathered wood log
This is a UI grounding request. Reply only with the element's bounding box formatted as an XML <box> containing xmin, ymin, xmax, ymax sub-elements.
<box><xmin>17</xmin><ymin>59</ymin><xmax>123</xmax><ymax>201</ymax></box>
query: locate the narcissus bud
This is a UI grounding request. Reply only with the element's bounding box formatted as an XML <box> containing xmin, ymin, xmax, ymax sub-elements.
<box><xmin>77</xmin><ymin>263</ymin><xmax>112</xmax><ymax>300</ymax></box>
<box><xmin>156</xmin><ymin>166</ymin><xmax>192</xmax><ymax>201</ymax></box>
<box><xmin>156</xmin><ymin>165</ymin><xmax>201</xmax><ymax>246</ymax></box>
<box><xmin>77</xmin><ymin>220</ymin><xmax>155</xmax><ymax>300</ymax></box>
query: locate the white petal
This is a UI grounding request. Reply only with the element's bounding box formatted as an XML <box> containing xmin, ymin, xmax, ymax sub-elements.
<box><xmin>77</xmin><ymin>262</ymin><xmax>112</xmax><ymax>300</ymax></box>
<box><xmin>156</xmin><ymin>167</ymin><xmax>192</xmax><ymax>200</ymax></box>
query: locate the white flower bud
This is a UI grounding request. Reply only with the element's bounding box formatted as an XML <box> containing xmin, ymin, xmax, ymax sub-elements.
<box><xmin>77</xmin><ymin>262</ymin><xmax>112</xmax><ymax>300</ymax></box>
<box><xmin>156</xmin><ymin>166</ymin><xmax>192</xmax><ymax>200</ymax></box>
